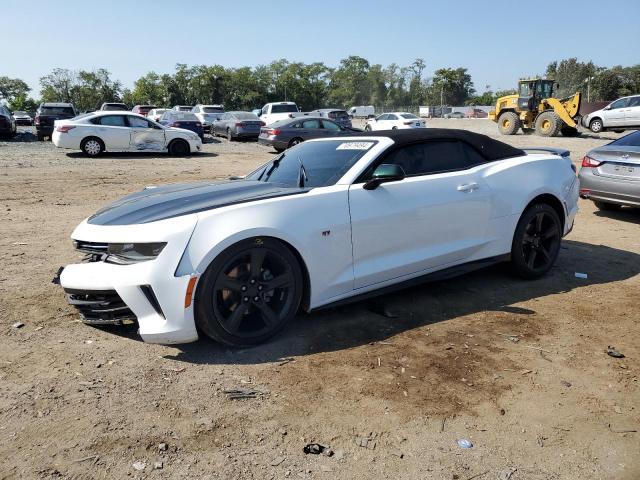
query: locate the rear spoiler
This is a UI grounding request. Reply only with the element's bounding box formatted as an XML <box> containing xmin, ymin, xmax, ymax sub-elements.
<box><xmin>523</xmin><ymin>147</ymin><xmax>570</xmax><ymax>158</ymax></box>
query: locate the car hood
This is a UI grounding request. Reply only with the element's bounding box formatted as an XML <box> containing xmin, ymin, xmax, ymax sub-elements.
<box><xmin>88</xmin><ymin>180</ymin><xmax>308</xmax><ymax>225</ymax></box>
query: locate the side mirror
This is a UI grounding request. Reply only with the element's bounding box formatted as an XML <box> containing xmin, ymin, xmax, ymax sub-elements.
<box><xmin>604</xmin><ymin>106</ymin><xmax>611</xmax><ymax>110</ymax></box>
<box><xmin>363</xmin><ymin>164</ymin><xmax>406</xmax><ymax>190</ymax></box>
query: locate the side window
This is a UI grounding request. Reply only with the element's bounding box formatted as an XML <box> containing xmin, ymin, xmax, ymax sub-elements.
<box><xmin>301</xmin><ymin>119</ymin><xmax>320</xmax><ymax>129</ymax></box>
<box><xmin>322</xmin><ymin>120</ymin><xmax>341</xmax><ymax>131</ymax></box>
<box><xmin>128</xmin><ymin>116</ymin><xmax>151</xmax><ymax>128</ymax></box>
<box><xmin>459</xmin><ymin>142</ymin><xmax>486</xmax><ymax>166</ymax></box>
<box><xmin>387</xmin><ymin>114</ymin><xmax>398</xmax><ymax>121</ymax></box>
<box><xmin>262</xmin><ymin>106</ymin><xmax>269</xmax><ymax>115</ymax></box>
<box><xmin>377</xmin><ymin>114</ymin><xmax>388</xmax><ymax>121</ymax></box>
<box><xmin>383</xmin><ymin>140</ymin><xmax>472</xmax><ymax>176</ymax></box>
<box><xmin>628</xmin><ymin>96</ymin><xmax>640</xmax><ymax>107</ymax></box>
<box><xmin>610</xmin><ymin>98</ymin><xmax>629</xmax><ymax>110</ymax></box>
<box><xmin>99</xmin><ymin>115</ymin><xmax>126</xmax><ymax>127</ymax></box>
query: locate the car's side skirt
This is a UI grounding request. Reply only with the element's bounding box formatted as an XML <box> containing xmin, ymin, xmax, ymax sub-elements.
<box><xmin>310</xmin><ymin>254</ymin><xmax>510</xmax><ymax>312</ymax></box>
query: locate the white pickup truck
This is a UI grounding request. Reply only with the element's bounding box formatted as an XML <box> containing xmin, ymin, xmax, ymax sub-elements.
<box><xmin>259</xmin><ymin>102</ymin><xmax>300</xmax><ymax>125</ymax></box>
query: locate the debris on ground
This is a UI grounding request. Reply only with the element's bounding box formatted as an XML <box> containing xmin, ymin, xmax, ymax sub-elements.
<box><xmin>132</xmin><ymin>460</ymin><xmax>146</xmax><ymax>471</ymax></box>
<box><xmin>354</xmin><ymin>434</ymin><xmax>377</xmax><ymax>449</ymax></box>
<box><xmin>153</xmin><ymin>461</ymin><xmax>163</xmax><ymax>469</ymax></box>
<box><xmin>574</xmin><ymin>272</ymin><xmax>588</xmax><ymax>279</ymax></box>
<box><xmin>333</xmin><ymin>450</ymin><xmax>346</xmax><ymax>461</ymax></box>
<box><xmin>560</xmin><ymin>380</ymin><xmax>572</xmax><ymax>388</ymax></box>
<box><xmin>498</xmin><ymin>467</ymin><xmax>517</xmax><ymax>480</ymax></box>
<box><xmin>303</xmin><ymin>443</ymin><xmax>333</xmax><ymax>456</ymax></box>
<box><xmin>271</xmin><ymin>456</ymin><xmax>286</xmax><ymax>466</ymax></box>
<box><xmin>605</xmin><ymin>422</ymin><xmax>638</xmax><ymax>434</ymax></box>
<box><xmin>11</xmin><ymin>322</ymin><xmax>24</xmax><ymax>329</ymax></box>
<box><xmin>158</xmin><ymin>442</ymin><xmax>168</xmax><ymax>452</ymax></box>
<box><xmin>606</xmin><ymin>346</ymin><xmax>625</xmax><ymax>358</ymax></box>
<box><xmin>222</xmin><ymin>388</ymin><xmax>268</xmax><ymax>399</ymax></box>
<box><xmin>456</xmin><ymin>438</ymin><xmax>473</xmax><ymax>449</ymax></box>
<box><xmin>390</xmin><ymin>448</ymin><xmax>404</xmax><ymax>458</ymax></box>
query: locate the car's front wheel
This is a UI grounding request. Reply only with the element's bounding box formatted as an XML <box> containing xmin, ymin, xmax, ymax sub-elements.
<box><xmin>364</xmin><ymin>125</ymin><xmax>372</xmax><ymax>131</ymax></box>
<box><xmin>589</xmin><ymin>118</ymin><xmax>604</xmax><ymax>133</ymax></box>
<box><xmin>511</xmin><ymin>203</ymin><xmax>562</xmax><ymax>279</ymax></box>
<box><xmin>168</xmin><ymin>139</ymin><xmax>190</xmax><ymax>156</ymax></box>
<box><xmin>195</xmin><ymin>238</ymin><xmax>303</xmax><ymax>347</ymax></box>
<box><xmin>81</xmin><ymin>137</ymin><xmax>104</xmax><ymax>157</ymax></box>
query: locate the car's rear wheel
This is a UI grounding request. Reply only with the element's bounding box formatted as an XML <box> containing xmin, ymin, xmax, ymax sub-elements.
<box><xmin>288</xmin><ymin>137</ymin><xmax>303</xmax><ymax>148</ymax></box>
<box><xmin>511</xmin><ymin>203</ymin><xmax>562</xmax><ymax>279</ymax></box>
<box><xmin>195</xmin><ymin>238</ymin><xmax>303</xmax><ymax>347</ymax></box>
<box><xmin>168</xmin><ymin>139</ymin><xmax>190</xmax><ymax>156</ymax></box>
<box><xmin>81</xmin><ymin>137</ymin><xmax>104</xmax><ymax>157</ymax></box>
<box><xmin>594</xmin><ymin>201</ymin><xmax>622</xmax><ymax>211</ymax></box>
<box><xmin>364</xmin><ymin>125</ymin><xmax>372</xmax><ymax>131</ymax></box>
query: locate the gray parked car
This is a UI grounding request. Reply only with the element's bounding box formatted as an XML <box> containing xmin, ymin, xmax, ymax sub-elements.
<box><xmin>212</xmin><ymin>111</ymin><xmax>262</xmax><ymax>140</ymax></box>
<box><xmin>444</xmin><ymin>111</ymin><xmax>465</xmax><ymax>119</ymax></box>
<box><xmin>258</xmin><ymin>117</ymin><xmax>353</xmax><ymax>151</ymax></box>
<box><xmin>308</xmin><ymin>109</ymin><xmax>352</xmax><ymax>128</ymax></box>
<box><xmin>578</xmin><ymin>130</ymin><xmax>640</xmax><ymax>210</ymax></box>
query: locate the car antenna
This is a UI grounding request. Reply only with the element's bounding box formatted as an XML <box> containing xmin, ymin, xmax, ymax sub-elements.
<box><xmin>297</xmin><ymin>156</ymin><xmax>308</xmax><ymax>188</ymax></box>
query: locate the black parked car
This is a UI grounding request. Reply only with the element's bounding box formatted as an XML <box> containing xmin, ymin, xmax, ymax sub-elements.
<box><xmin>258</xmin><ymin>117</ymin><xmax>356</xmax><ymax>152</ymax></box>
<box><xmin>35</xmin><ymin>103</ymin><xmax>77</xmax><ymax>141</ymax></box>
<box><xmin>159</xmin><ymin>111</ymin><xmax>204</xmax><ymax>140</ymax></box>
<box><xmin>0</xmin><ymin>105</ymin><xmax>17</xmax><ymax>139</ymax></box>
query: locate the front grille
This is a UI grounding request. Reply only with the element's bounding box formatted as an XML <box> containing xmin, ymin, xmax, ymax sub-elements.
<box><xmin>64</xmin><ymin>288</ymin><xmax>137</xmax><ymax>325</ymax></box>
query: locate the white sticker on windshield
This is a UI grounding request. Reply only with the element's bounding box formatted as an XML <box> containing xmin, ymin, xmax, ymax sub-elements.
<box><xmin>336</xmin><ymin>141</ymin><xmax>374</xmax><ymax>150</ymax></box>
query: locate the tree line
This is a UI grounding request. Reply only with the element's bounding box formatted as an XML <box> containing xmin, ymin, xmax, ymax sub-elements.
<box><xmin>1</xmin><ymin>57</ymin><xmax>638</xmax><ymax>114</ymax></box>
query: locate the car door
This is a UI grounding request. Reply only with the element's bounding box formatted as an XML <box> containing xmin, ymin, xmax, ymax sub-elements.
<box><xmin>604</xmin><ymin>98</ymin><xmax>630</xmax><ymax>127</ymax></box>
<box><xmin>372</xmin><ymin>114</ymin><xmax>388</xmax><ymax>130</ymax></box>
<box><xmin>348</xmin><ymin>140</ymin><xmax>494</xmax><ymax>289</ymax></box>
<box><xmin>625</xmin><ymin>96</ymin><xmax>640</xmax><ymax>126</ymax></box>
<box><xmin>386</xmin><ymin>114</ymin><xmax>399</xmax><ymax>128</ymax></box>
<box><xmin>299</xmin><ymin>119</ymin><xmax>322</xmax><ymax>139</ymax></box>
<box><xmin>128</xmin><ymin>115</ymin><xmax>166</xmax><ymax>151</ymax></box>
<box><xmin>320</xmin><ymin>119</ymin><xmax>343</xmax><ymax>137</ymax></box>
<box><xmin>95</xmin><ymin>115</ymin><xmax>132</xmax><ymax>150</ymax></box>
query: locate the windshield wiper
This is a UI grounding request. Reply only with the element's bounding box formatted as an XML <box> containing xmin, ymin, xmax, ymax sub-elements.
<box><xmin>297</xmin><ymin>156</ymin><xmax>309</xmax><ymax>188</ymax></box>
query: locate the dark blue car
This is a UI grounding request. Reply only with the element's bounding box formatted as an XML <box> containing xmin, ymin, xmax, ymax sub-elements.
<box><xmin>159</xmin><ymin>111</ymin><xmax>204</xmax><ymax>140</ymax></box>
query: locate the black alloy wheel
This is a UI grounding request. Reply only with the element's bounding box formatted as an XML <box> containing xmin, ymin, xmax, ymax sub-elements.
<box><xmin>511</xmin><ymin>203</ymin><xmax>562</xmax><ymax>279</ymax></box>
<box><xmin>195</xmin><ymin>238</ymin><xmax>303</xmax><ymax>346</ymax></box>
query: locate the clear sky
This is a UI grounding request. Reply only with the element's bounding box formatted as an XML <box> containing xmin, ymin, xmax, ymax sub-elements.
<box><xmin>4</xmin><ymin>0</ymin><xmax>639</xmax><ymax>97</ymax></box>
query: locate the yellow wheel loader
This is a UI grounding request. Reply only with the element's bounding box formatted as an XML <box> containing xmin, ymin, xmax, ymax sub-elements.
<box><xmin>489</xmin><ymin>79</ymin><xmax>581</xmax><ymax>137</ymax></box>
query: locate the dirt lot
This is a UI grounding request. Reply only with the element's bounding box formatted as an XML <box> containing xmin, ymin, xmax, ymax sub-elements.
<box><xmin>1</xmin><ymin>120</ymin><xmax>638</xmax><ymax>480</ymax></box>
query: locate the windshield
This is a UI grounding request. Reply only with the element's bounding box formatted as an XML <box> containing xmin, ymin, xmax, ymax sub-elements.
<box><xmin>104</xmin><ymin>104</ymin><xmax>127</xmax><ymax>110</ymax></box>
<box><xmin>246</xmin><ymin>140</ymin><xmax>376</xmax><ymax>188</ymax></box>
<box><xmin>271</xmin><ymin>104</ymin><xmax>298</xmax><ymax>114</ymax></box>
<box><xmin>400</xmin><ymin>113</ymin><xmax>418</xmax><ymax>119</ymax></box>
<box><xmin>234</xmin><ymin>112</ymin><xmax>259</xmax><ymax>120</ymax></box>
<box><xmin>14</xmin><ymin>111</ymin><xmax>27</xmax><ymax>115</ymax></box>
<box><xmin>40</xmin><ymin>106</ymin><xmax>75</xmax><ymax>116</ymax></box>
<box><xmin>178</xmin><ymin>106</ymin><xmax>193</xmax><ymax>112</ymax></box>
<box><xmin>328</xmin><ymin>110</ymin><xmax>349</xmax><ymax>119</ymax></box>
<box><xmin>203</xmin><ymin>107</ymin><xmax>224</xmax><ymax>113</ymax></box>
<box><xmin>170</xmin><ymin>112</ymin><xmax>199</xmax><ymax>121</ymax></box>
<box><xmin>610</xmin><ymin>130</ymin><xmax>640</xmax><ymax>147</ymax></box>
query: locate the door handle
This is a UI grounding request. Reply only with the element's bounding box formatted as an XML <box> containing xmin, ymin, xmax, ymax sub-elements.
<box><xmin>457</xmin><ymin>183</ymin><xmax>479</xmax><ymax>192</ymax></box>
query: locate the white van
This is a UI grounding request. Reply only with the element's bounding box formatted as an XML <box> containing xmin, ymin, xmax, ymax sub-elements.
<box><xmin>347</xmin><ymin>106</ymin><xmax>375</xmax><ymax>118</ymax></box>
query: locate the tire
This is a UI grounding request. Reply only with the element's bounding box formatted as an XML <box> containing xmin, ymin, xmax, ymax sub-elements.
<box><xmin>497</xmin><ymin>111</ymin><xmax>520</xmax><ymax>135</ymax></box>
<box><xmin>594</xmin><ymin>201</ymin><xmax>622</xmax><ymax>211</ymax></box>
<box><xmin>560</xmin><ymin>126</ymin><xmax>580</xmax><ymax>137</ymax></box>
<box><xmin>195</xmin><ymin>237</ymin><xmax>304</xmax><ymax>347</ymax></box>
<box><xmin>535</xmin><ymin>111</ymin><xmax>563</xmax><ymax>137</ymax></box>
<box><xmin>168</xmin><ymin>139</ymin><xmax>190</xmax><ymax>156</ymax></box>
<box><xmin>81</xmin><ymin>137</ymin><xmax>104</xmax><ymax>157</ymax></box>
<box><xmin>510</xmin><ymin>203</ymin><xmax>562</xmax><ymax>279</ymax></box>
<box><xmin>364</xmin><ymin>125</ymin><xmax>372</xmax><ymax>132</ymax></box>
<box><xmin>391</xmin><ymin>126</ymin><xmax>398</xmax><ymax>130</ymax></box>
<box><xmin>288</xmin><ymin>137</ymin><xmax>303</xmax><ymax>148</ymax></box>
<box><xmin>227</xmin><ymin>128</ymin><xmax>233</xmax><ymax>142</ymax></box>
<box><xmin>589</xmin><ymin>118</ymin><xmax>604</xmax><ymax>133</ymax></box>
<box><xmin>37</xmin><ymin>133</ymin><xmax>44</xmax><ymax>141</ymax></box>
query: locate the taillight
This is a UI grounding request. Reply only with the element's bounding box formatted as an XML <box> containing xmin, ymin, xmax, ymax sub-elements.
<box><xmin>404</xmin><ymin>121</ymin><xmax>414</xmax><ymax>125</ymax></box>
<box><xmin>34</xmin><ymin>115</ymin><xmax>40</xmax><ymax>125</ymax></box>
<box><xmin>581</xmin><ymin>155</ymin><xmax>601</xmax><ymax>167</ymax></box>
<box><xmin>56</xmin><ymin>125</ymin><xmax>75</xmax><ymax>133</ymax></box>
<box><xmin>235</xmin><ymin>122</ymin><xmax>245</xmax><ymax>127</ymax></box>
<box><xmin>269</xmin><ymin>129</ymin><xmax>281</xmax><ymax>135</ymax></box>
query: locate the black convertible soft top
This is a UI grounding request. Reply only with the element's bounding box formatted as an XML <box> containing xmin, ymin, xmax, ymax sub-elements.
<box><xmin>349</xmin><ymin>128</ymin><xmax>525</xmax><ymax>161</ymax></box>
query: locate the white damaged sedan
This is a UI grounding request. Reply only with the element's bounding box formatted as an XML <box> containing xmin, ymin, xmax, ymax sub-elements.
<box><xmin>57</xmin><ymin>129</ymin><xmax>578</xmax><ymax>346</ymax></box>
<box><xmin>52</xmin><ymin>111</ymin><xmax>202</xmax><ymax>157</ymax></box>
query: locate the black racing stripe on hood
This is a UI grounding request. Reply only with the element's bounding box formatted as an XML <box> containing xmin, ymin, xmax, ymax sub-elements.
<box><xmin>87</xmin><ymin>180</ymin><xmax>309</xmax><ymax>225</ymax></box>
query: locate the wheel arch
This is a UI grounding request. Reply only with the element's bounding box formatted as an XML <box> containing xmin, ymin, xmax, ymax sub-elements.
<box><xmin>522</xmin><ymin>193</ymin><xmax>566</xmax><ymax>231</ymax></box>
<box><xmin>191</xmin><ymin>233</ymin><xmax>312</xmax><ymax>312</ymax></box>
<box><xmin>589</xmin><ymin>116</ymin><xmax>603</xmax><ymax>128</ymax></box>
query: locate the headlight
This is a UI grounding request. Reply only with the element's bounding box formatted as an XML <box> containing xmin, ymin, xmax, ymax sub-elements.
<box><xmin>106</xmin><ymin>242</ymin><xmax>167</xmax><ymax>264</ymax></box>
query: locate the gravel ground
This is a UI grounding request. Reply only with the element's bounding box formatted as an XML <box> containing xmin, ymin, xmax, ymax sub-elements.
<box><xmin>0</xmin><ymin>120</ymin><xmax>638</xmax><ymax>480</ymax></box>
